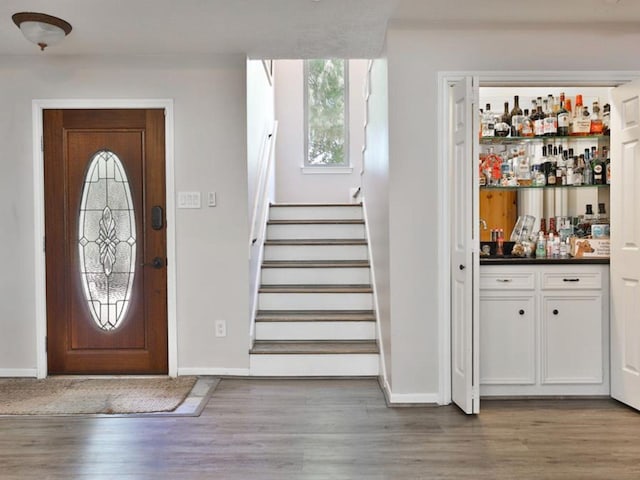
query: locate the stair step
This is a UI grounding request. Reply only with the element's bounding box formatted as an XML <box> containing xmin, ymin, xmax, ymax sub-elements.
<box><xmin>265</xmin><ymin>239</ymin><xmax>367</xmax><ymax>246</ymax></box>
<box><xmin>262</xmin><ymin>260</ymin><xmax>369</xmax><ymax>268</ymax></box>
<box><xmin>255</xmin><ymin>321</ymin><xmax>376</xmax><ymax>341</ymax></box>
<box><xmin>263</xmin><ymin>243</ymin><xmax>368</xmax><ymax>261</ymax></box>
<box><xmin>250</xmin><ymin>340</ymin><xmax>379</xmax><ymax>355</ymax></box>
<box><xmin>259</xmin><ymin>284</ymin><xmax>372</xmax><ymax>294</ymax></box>
<box><xmin>267</xmin><ymin>219</ymin><xmax>365</xmax><ymax>225</ymax></box>
<box><xmin>266</xmin><ymin>222</ymin><xmax>366</xmax><ymax>240</ymax></box>
<box><xmin>269</xmin><ymin>204</ymin><xmax>363</xmax><ymax>221</ymax></box>
<box><xmin>256</xmin><ymin>310</ymin><xmax>375</xmax><ymax>322</ymax></box>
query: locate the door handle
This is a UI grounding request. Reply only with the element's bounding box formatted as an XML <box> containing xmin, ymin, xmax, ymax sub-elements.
<box><xmin>151</xmin><ymin>205</ymin><xmax>164</xmax><ymax>230</ymax></box>
<box><xmin>459</xmin><ymin>264</ymin><xmax>466</xmax><ymax>270</ymax></box>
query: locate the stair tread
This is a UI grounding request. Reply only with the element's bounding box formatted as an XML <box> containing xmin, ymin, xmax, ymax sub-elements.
<box><xmin>262</xmin><ymin>260</ymin><xmax>369</xmax><ymax>268</ymax></box>
<box><xmin>265</xmin><ymin>239</ymin><xmax>367</xmax><ymax>246</ymax></box>
<box><xmin>268</xmin><ymin>219</ymin><xmax>364</xmax><ymax>225</ymax></box>
<box><xmin>259</xmin><ymin>284</ymin><xmax>372</xmax><ymax>293</ymax></box>
<box><xmin>270</xmin><ymin>203</ymin><xmax>362</xmax><ymax>207</ymax></box>
<box><xmin>250</xmin><ymin>340</ymin><xmax>379</xmax><ymax>355</ymax></box>
<box><xmin>256</xmin><ymin>310</ymin><xmax>376</xmax><ymax>322</ymax></box>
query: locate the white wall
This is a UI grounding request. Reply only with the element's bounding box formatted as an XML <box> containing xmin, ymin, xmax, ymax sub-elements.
<box><xmin>383</xmin><ymin>24</ymin><xmax>640</xmax><ymax>397</ymax></box>
<box><xmin>247</xmin><ymin>59</ymin><xmax>275</xmax><ymax>319</ymax></box>
<box><xmin>274</xmin><ymin>59</ymin><xmax>367</xmax><ymax>203</ymax></box>
<box><xmin>361</xmin><ymin>58</ymin><xmax>392</xmax><ymax>387</ymax></box>
<box><xmin>0</xmin><ymin>54</ymin><xmax>250</xmax><ymax>375</ymax></box>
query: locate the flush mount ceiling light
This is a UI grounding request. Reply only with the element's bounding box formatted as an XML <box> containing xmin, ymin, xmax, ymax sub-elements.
<box><xmin>12</xmin><ymin>12</ymin><xmax>72</xmax><ymax>51</ymax></box>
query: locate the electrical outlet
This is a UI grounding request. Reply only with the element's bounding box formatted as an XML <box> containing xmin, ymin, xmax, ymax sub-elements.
<box><xmin>215</xmin><ymin>320</ymin><xmax>227</xmax><ymax>337</ymax></box>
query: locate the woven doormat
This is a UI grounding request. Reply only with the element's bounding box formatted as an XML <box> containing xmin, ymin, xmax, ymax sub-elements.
<box><xmin>0</xmin><ymin>376</ymin><xmax>204</xmax><ymax>416</ymax></box>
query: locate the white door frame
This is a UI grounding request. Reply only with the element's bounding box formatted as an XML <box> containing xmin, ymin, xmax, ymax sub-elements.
<box><xmin>438</xmin><ymin>71</ymin><xmax>640</xmax><ymax>406</ymax></box>
<box><xmin>32</xmin><ymin>99</ymin><xmax>177</xmax><ymax>378</ymax></box>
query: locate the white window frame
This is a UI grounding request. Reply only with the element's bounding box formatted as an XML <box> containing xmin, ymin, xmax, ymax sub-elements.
<box><xmin>303</xmin><ymin>59</ymin><xmax>351</xmax><ymax>173</ymax></box>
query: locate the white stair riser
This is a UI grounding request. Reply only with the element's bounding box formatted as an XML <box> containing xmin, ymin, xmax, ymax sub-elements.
<box><xmin>255</xmin><ymin>321</ymin><xmax>376</xmax><ymax>341</ymax></box>
<box><xmin>249</xmin><ymin>353</ymin><xmax>379</xmax><ymax>376</ymax></box>
<box><xmin>269</xmin><ymin>206</ymin><xmax>363</xmax><ymax>221</ymax></box>
<box><xmin>259</xmin><ymin>292</ymin><xmax>373</xmax><ymax>310</ymax></box>
<box><xmin>261</xmin><ymin>267</ymin><xmax>370</xmax><ymax>285</ymax></box>
<box><xmin>264</xmin><ymin>244</ymin><xmax>368</xmax><ymax>261</ymax></box>
<box><xmin>267</xmin><ymin>223</ymin><xmax>365</xmax><ymax>240</ymax></box>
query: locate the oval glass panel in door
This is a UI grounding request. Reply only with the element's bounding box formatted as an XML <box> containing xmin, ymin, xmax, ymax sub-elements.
<box><xmin>78</xmin><ymin>150</ymin><xmax>136</xmax><ymax>331</ymax></box>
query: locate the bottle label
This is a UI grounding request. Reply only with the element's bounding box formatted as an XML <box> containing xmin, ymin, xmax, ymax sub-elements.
<box><xmin>543</xmin><ymin>116</ymin><xmax>558</xmax><ymax>135</ymax></box>
<box><xmin>534</xmin><ymin>119</ymin><xmax>545</xmax><ymax>136</ymax></box>
<box><xmin>558</xmin><ymin>112</ymin><xmax>569</xmax><ymax>128</ymax></box>
<box><xmin>573</xmin><ymin>119</ymin><xmax>591</xmax><ymax>135</ymax></box>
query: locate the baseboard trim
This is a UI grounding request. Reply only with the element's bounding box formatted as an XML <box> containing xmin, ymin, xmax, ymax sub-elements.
<box><xmin>177</xmin><ymin>367</ymin><xmax>250</xmax><ymax>376</ymax></box>
<box><xmin>0</xmin><ymin>369</ymin><xmax>38</xmax><ymax>378</ymax></box>
<box><xmin>378</xmin><ymin>376</ymin><xmax>439</xmax><ymax>406</ymax></box>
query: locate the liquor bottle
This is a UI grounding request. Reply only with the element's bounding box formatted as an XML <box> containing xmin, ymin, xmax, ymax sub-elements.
<box><xmin>549</xmin><ymin>217</ymin><xmax>559</xmax><ymax>237</ymax></box>
<box><xmin>539</xmin><ymin>218</ymin><xmax>547</xmax><ymax>236</ymax></box>
<box><xmin>481</xmin><ymin>103</ymin><xmax>495</xmax><ymax>137</ymax></box>
<box><xmin>536</xmin><ymin>231</ymin><xmax>547</xmax><ymax>259</ymax></box>
<box><xmin>532</xmin><ymin>98</ymin><xmax>545</xmax><ymax>137</ymax></box>
<box><xmin>557</xmin><ymin>92</ymin><xmax>570</xmax><ymax>136</ymax></box>
<box><xmin>544</xmin><ymin>100</ymin><xmax>558</xmax><ymax>137</ymax></box>
<box><xmin>603</xmin><ymin>103</ymin><xmax>611</xmax><ymax>136</ymax></box>
<box><xmin>564</xmin><ymin>96</ymin><xmax>573</xmax><ymax>134</ymax></box>
<box><xmin>501</xmin><ymin>102</ymin><xmax>511</xmax><ymax>126</ymax></box>
<box><xmin>605</xmin><ymin>147</ymin><xmax>611</xmax><ymax>184</ymax></box>
<box><xmin>572</xmin><ymin>95</ymin><xmax>592</xmax><ymax>136</ymax></box>
<box><xmin>495</xmin><ymin>102</ymin><xmax>511</xmax><ymax>137</ymax></box>
<box><xmin>592</xmin><ymin>148</ymin><xmax>605</xmax><ymax>185</ymax></box>
<box><xmin>521</xmin><ymin>108</ymin><xmax>534</xmax><ymax>137</ymax></box>
<box><xmin>510</xmin><ymin>95</ymin><xmax>524</xmax><ymax>137</ymax></box>
<box><xmin>496</xmin><ymin>229</ymin><xmax>504</xmax><ymax>256</ymax></box>
<box><xmin>546</xmin><ymin>145</ymin><xmax>557</xmax><ymax>185</ymax></box>
<box><xmin>590</xmin><ymin>101</ymin><xmax>604</xmax><ymax>135</ymax></box>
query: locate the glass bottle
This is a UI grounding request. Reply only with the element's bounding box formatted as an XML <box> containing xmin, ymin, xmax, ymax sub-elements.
<box><xmin>521</xmin><ymin>108</ymin><xmax>534</xmax><ymax>137</ymax></box>
<box><xmin>590</xmin><ymin>101</ymin><xmax>604</xmax><ymax>135</ymax></box>
<box><xmin>536</xmin><ymin>231</ymin><xmax>547</xmax><ymax>259</ymax></box>
<box><xmin>592</xmin><ymin>147</ymin><xmax>605</xmax><ymax>185</ymax></box>
<box><xmin>510</xmin><ymin>95</ymin><xmax>524</xmax><ymax>137</ymax></box>
<box><xmin>582</xmin><ymin>149</ymin><xmax>593</xmax><ymax>185</ymax></box>
<box><xmin>572</xmin><ymin>95</ymin><xmax>591</xmax><ymax>136</ymax></box>
<box><xmin>603</xmin><ymin>103</ymin><xmax>611</xmax><ymax>136</ymax></box>
<box><xmin>546</xmin><ymin>145</ymin><xmax>557</xmax><ymax>186</ymax></box>
<box><xmin>557</xmin><ymin>92</ymin><xmax>570</xmax><ymax>136</ymax></box>
<box><xmin>481</xmin><ymin>103</ymin><xmax>495</xmax><ymax>137</ymax></box>
<box><xmin>532</xmin><ymin>97</ymin><xmax>545</xmax><ymax>137</ymax></box>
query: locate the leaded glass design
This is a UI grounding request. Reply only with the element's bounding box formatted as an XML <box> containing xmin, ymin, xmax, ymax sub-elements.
<box><xmin>78</xmin><ymin>150</ymin><xmax>136</xmax><ymax>331</ymax></box>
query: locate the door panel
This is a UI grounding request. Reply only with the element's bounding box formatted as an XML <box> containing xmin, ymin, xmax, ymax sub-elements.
<box><xmin>450</xmin><ymin>76</ymin><xmax>480</xmax><ymax>414</ymax></box>
<box><xmin>44</xmin><ymin>109</ymin><xmax>167</xmax><ymax>374</ymax></box>
<box><xmin>611</xmin><ymin>81</ymin><xmax>640</xmax><ymax>410</ymax></box>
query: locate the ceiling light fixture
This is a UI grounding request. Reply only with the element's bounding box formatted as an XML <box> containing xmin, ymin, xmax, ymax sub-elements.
<box><xmin>12</xmin><ymin>12</ymin><xmax>72</xmax><ymax>51</ymax></box>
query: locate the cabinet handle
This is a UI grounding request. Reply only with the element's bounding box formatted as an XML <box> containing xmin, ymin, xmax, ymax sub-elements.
<box><xmin>563</xmin><ymin>278</ymin><xmax>580</xmax><ymax>282</ymax></box>
<box><xmin>519</xmin><ymin>309</ymin><xmax>525</xmax><ymax>315</ymax></box>
<box><xmin>553</xmin><ymin>309</ymin><xmax>559</xmax><ymax>315</ymax></box>
<box><xmin>496</xmin><ymin>279</ymin><xmax>512</xmax><ymax>283</ymax></box>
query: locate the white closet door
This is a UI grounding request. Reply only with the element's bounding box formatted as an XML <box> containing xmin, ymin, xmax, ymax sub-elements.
<box><xmin>450</xmin><ymin>76</ymin><xmax>480</xmax><ymax>414</ymax></box>
<box><xmin>611</xmin><ymin>79</ymin><xmax>640</xmax><ymax>411</ymax></box>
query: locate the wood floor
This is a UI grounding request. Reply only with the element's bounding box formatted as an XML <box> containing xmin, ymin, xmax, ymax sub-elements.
<box><xmin>1</xmin><ymin>378</ymin><xmax>639</xmax><ymax>479</ymax></box>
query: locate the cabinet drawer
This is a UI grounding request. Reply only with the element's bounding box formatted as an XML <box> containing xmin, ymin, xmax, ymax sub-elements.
<box><xmin>541</xmin><ymin>271</ymin><xmax>602</xmax><ymax>290</ymax></box>
<box><xmin>480</xmin><ymin>272</ymin><xmax>535</xmax><ymax>290</ymax></box>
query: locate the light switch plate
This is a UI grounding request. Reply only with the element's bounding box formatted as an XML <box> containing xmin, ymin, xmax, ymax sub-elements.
<box><xmin>177</xmin><ymin>191</ymin><xmax>201</xmax><ymax>209</ymax></box>
<box><xmin>208</xmin><ymin>192</ymin><xmax>216</xmax><ymax>207</ymax></box>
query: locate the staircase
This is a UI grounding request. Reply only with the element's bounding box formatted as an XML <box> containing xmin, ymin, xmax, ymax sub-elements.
<box><xmin>250</xmin><ymin>203</ymin><xmax>380</xmax><ymax>376</ymax></box>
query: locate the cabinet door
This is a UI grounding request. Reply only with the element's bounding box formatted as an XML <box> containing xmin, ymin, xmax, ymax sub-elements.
<box><xmin>541</xmin><ymin>295</ymin><xmax>603</xmax><ymax>385</ymax></box>
<box><xmin>480</xmin><ymin>294</ymin><xmax>535</xmax><ymax>385</ymax></box>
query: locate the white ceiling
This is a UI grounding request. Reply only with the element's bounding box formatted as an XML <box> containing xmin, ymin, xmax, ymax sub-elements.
<box><xmin>1</xmin><ymin>0</ymin><xmax>639</xmax><ymax>58</ymax></box>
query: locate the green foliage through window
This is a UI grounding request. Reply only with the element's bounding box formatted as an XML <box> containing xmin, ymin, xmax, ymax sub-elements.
<box><xmin>305</xmin><ymin>59</ymin><xmax>348</xmax><ymax>166</ymax></box>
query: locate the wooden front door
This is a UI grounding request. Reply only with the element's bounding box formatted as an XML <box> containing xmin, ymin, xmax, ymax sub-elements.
<box><xmin>44</xmin><ymin>109</ymin><xmax>167</xmax><ymax>374</ymax></box>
